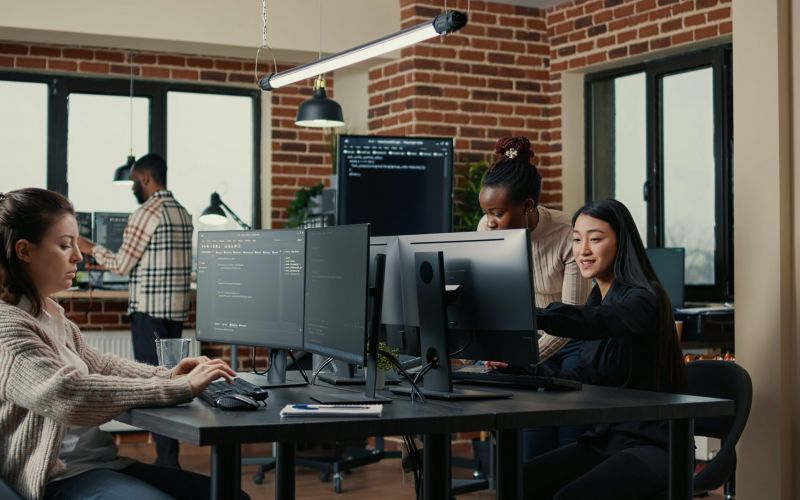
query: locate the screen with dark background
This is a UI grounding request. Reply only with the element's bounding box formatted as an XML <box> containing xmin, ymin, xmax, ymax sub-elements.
<box><xmin>337</xmin><ymin>135</ymin><xmax>453</xmax><ymax>236</ymax></box>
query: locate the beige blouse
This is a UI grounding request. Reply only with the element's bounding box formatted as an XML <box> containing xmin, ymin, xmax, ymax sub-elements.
<box><xmin>478</xmin><ymin>205</ymin><xmax>592</xmax><ymax>361</ymax></box>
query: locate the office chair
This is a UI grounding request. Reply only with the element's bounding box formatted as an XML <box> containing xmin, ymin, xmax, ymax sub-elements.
<box><xmin>687</xmin><ymin>360</ymin><xmax>752</xmax><ymax>498</ymax></box>
<box><xmin>0</xmin><ymin>476</ymin><xmax>24</xmax><ymax>500</ymax></box>
<box><xmin>653</xmin><ymin>360</ymin><xmax>752</xmax><ymax>499</ymax></box>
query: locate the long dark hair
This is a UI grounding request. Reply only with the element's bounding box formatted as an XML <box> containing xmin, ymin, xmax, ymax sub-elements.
<box><xmin>0</xmin><ymin>188</ymin><xmax>76</xmax><ymax>316</ymax></box>
<box><xmin>482</xmin><ymin>137</ymin><xmax>542</xmax><ymax>205</ymax></box>
<box><xmin>573</xmin><ymin>199</ymin><xmax>687</xmax><ymax>392</ymax></box>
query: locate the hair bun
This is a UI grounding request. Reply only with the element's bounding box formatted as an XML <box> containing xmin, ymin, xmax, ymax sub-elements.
<box><xmin>494</xmin><ymin>136</ymin><xmax>533</xmax><ymax>164</ymax></box>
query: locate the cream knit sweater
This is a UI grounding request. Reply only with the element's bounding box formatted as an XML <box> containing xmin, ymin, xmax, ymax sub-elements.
<box><xmin>0</xmin><ymin>302</ymin><xmax>193</xmax><ymax>499</ymax></box>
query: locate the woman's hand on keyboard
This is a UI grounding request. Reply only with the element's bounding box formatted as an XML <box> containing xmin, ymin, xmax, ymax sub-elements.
<box><xmin>170</xmin><ymin>356</ymin><xmax>212</xmax><ymax>378</ymax></box>
<box><xmin>182</xmin><ymin>359</ymin><xmax>237</xmax><ymax>396</ymax></box>
<box><xmin>484</xmin><ymin>361</ymin><xmax>509</xmax><ymax>371</ymax></box>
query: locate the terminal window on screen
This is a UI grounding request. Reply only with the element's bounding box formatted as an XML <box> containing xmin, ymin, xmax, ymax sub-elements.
<box><xmin>340</xmin><ymin>137</ymin><xmax>452</xmax><ymax>236</ymax></box>
<box><xmin>303</xmin><ymin>226</ymin><xmax>368</xmax><ymax>359</ymax></box>
<box><xmin>196</xmin><ymin>232</ymin><xmax>305</xmax><ymax>348</ymax></box>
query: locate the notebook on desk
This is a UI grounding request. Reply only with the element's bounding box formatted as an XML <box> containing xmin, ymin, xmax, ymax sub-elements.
<box><xmin>280</xmin><ymin>404</ymin><xmax>383</xmax><ymax>418</ymax></box>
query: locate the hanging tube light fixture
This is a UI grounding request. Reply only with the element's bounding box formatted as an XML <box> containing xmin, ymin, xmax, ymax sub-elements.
<box><xmin>258</xmin><ymin>10</ymin><xmax>468</xmax><ymax>91</ymax></box>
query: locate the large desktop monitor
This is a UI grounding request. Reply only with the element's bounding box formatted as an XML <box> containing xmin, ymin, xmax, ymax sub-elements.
<box><xmin>303</xmin><ymin>224</ymin><xmax>370</xmax><ymax>365</ymax></box>
<box><xmin>196</xmin><ymin>230</ymin><xmax>307</xmax><ymax>386</ymax></box>
<box><xmin>196</xmin><ymin>230</ymin><xmax>305</xmax><ymax>349</ymax></box>
<box><xmin>303</xmin><ymin>224</ymin><xmax>389</xmax><ymax>403</ymax></box>
<box><xmin>336</xmin><ymin>135</ymin><xmax>453</xmax><ymax>236</ymax></box>
<box><xmin>646</xmin><ymin>247</ymin><xmax>685</xmax><ymax>309</ymax></box>
<box><xmin>75</xmin><ymin>212</ymin><xmax>92</xmax><ymax>273</ymax></box>
<box><xmin>92</xmin><ymin>212</ymin><xmax>130</xmax><ymax>287</ymax></box>
<box><xmin>391</xmin><ymin>229</ymin><xmax>537</xmax><ymax>400</ymax></box>
<box><xmin>397</xmin><ymin>229</ymin><xmax>538</xmax><ymax>366</ymax></box>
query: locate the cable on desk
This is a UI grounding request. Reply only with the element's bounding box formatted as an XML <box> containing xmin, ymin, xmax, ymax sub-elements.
<box><xmin>449</xmin><ymin>329</ymin><xmax>474</xmax><ymax>358</ymax></box>
<box><xmin>250</xmin><ymin>347</ymin><xmax>270</xmax><ymax>376</ymax></box>
<box><xmin>311</xmin><ymin>356</ymin><xmax>335</xmax><ymax>385</ymax></box>
<box><xmin>287</xmin><ymin>350</ymin><xmax>309</xmax><ymax>383</ymax></box>
<box><xmin>402</xmin><ymin>434</ymin><xmax>422</xmax><ymax>499</ymax></box>
<box><xmin>379</xmin><ymin>349</ymin><xmax>426</xmax><ymax>404</ymax></box>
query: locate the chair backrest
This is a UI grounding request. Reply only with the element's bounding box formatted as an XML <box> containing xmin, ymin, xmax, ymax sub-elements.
<box><xmin>685</xmin><ymin>360</ymin><xmax>752</xmax><ymax>493</ymax></box>
<box><xmin>0</xmin><ymin>476</ymin><xmax>24</xmax><ymax>500</ymax></box>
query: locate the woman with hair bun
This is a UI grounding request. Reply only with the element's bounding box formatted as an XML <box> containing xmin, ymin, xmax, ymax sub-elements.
<box><xmin>477</xmin><ymin>136</ymin><xmax>593</xmax><ymax>460</ymax></box>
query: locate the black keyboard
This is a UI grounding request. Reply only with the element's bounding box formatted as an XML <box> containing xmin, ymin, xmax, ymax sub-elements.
<box><xmin>199</xmin><ymin>378</ymin><xmax>270</xmax><ymax>409</ymax></box>
<box><xmin>452</xmin><ymin>366</ymin><xmax>582</xmax><ymax>391</ymax></box>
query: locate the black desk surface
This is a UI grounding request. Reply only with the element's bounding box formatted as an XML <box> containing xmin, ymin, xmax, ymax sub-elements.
<box><xmin>451</xmin><ymin>384</ymin><xmax>734</xmax><ymax>429</ymax></box>
<box><xmin>116</xmin><ymin>383</ymin><xmax>495</xmax><ymax>446</ymax></box>
<box><xmin>117</xmin><ymin>383</ymin><xmax>732</xmax><ymax>445</ymax></box>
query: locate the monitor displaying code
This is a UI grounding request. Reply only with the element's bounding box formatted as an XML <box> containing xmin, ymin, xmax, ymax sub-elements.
<box><xmin>337</xmin><ymin>135</ymin><xmax>453</xmax><ymax>236</ymax></box>
<box><xmin>196</xmin><ymin>230</ymin><xmax>305</xmax><ymax>349</ymax></box>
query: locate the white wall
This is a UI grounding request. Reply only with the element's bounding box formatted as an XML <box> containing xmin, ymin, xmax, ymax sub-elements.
<box><xmin>0</xmin><ymin>0</ymin><xmax>400</xmax><ymax>61</ymax></box>
<box><xmin>732</xmin><ymin>0</ymin><xmax>798</xmax><ymax>497</ymax></box>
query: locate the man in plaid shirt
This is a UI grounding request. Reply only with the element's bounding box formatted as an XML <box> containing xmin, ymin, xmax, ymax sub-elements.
<box><xmin>78</xmin><ymin>153</ymin><xmax>193</xmax><ymax>468</ymax></box>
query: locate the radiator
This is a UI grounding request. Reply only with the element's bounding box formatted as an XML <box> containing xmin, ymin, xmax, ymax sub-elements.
<box><xmin>82</xmin><ymin>329</ymin><xmax>201</xmax><ymax>360</ymax></box>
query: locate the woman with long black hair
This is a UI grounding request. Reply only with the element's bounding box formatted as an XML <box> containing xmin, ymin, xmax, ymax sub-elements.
<box><xmin>525</xmin><ymin>198</ymin><xmax>686</xmax><ymax>500</ymax></box>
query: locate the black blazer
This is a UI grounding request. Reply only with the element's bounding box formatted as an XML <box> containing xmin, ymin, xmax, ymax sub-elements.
<box><xmin>536</xmin><ymin>280</ymin><xmax>680</xmax><ymax>450</ymax></box>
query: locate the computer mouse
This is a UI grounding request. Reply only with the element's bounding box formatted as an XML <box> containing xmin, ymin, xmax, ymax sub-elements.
<box><xmin>216</xmin><ymin>394</ymin><xmax>262</xmax><ymax>411</ymax></box>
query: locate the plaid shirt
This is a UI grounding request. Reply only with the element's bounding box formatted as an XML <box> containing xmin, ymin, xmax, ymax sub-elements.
<box><xmin>93</xmin><ymin>191</ymin><xmax>193</xmax><ymax>321</ymax></box>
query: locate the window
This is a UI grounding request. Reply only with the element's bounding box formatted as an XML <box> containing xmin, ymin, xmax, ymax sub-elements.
<box><xmin>586</xmin><ymin>46</ymin><xmax>733</xmax><ymax>302</ymax></box>
<box><xmin>167</xmin><ymin>91</ymin><xmax>255</xmax><ymax>234</ymax></box>
<box><xmin>0</xmin><ymin>80</ymin><xmax>48</xmax><ymax>190</ymax></box>
<box><xmin>67</xmin><ymin>93</ymin><xmax>149</xmax><ymax>213</ymax></box>
<box><xmin>0</xmin><ymin>71</ymin><xmax>261</xmax><ymax>231</ymax></box>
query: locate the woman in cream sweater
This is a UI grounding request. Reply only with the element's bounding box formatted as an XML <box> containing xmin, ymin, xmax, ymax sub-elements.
<box><xmin>477</xmin><ymin>136</ymin><xmax>592</xmax><ymax>461</ymax></box>
<box><xmin>0</xmin><ymin>188</ymin><xmax>243</xmax><ymax>499</ymax></box>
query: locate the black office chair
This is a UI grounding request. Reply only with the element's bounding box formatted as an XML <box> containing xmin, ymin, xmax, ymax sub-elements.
<box><xmin>0</xmin><ymin>476</ymin><xmax>24</xmax><ymax>500</ymax></box>
<box><xmin>686</xmin><ymin>360</ymin><xmax>752</xmax><ymax>498</ymax></box>
<box><xmin>650</xmin><ymin>360</ymin><xmax>751</xmax><ymax>500</ymax></box>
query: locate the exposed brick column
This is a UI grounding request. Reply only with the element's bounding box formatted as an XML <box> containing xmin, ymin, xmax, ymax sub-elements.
<box><xmin>367</xmin><ymin>0</ymin><xmax>553</xmax><ymax>217</ymax></box>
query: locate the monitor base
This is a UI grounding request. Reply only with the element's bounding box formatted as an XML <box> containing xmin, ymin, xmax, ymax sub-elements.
<box><xmin>236</xmin><ymin>371</ymin><xmax>308</xmax><ymax>389</ymax></box>
<box><xmin>310</xmin><ymin>391</ymin><xmax>393</xmax><ymax>405</ymax></box>
<box><xmin>317</xmin><ymin>372</ymin><xmax>402</xmax><ymax>386</ymax></box>
<box><xmin>390</xmin><ymin>385</ymin><xmax>510</xmax><ymax>401</ymax></box>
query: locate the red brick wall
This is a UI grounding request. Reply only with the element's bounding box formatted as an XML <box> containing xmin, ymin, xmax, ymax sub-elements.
<box><xmin>368</xmin><ymin>1</ymin><xmax>553</xmax><ymax>218</ymax></box>
<box><xmin>543</xmin><ymin>0</ymin><xmax>731</xmax><ymax>207</ymax></box>
<box><xmin>269</xmin><ymin>65</ymin><xmax>335</xmax><ymax>228</ymax></box>
<box><xmin>368</xmin><ymin>0</ymin><xmax>731</xmax><ymax>212</ymax></box>
<box><xmin>0</xmin><ymin>41</ymin><xmax>334</xmax><ymax>229</ymax></box>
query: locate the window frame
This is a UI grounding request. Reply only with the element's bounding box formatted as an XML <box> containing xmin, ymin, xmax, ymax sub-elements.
<box><xmin>0</xmin><ymin>71</ymin><xmax>262</xmax><ymax>229</ymax></box>
<box><xmin>584</xmin><ymin>45</ymin><xmax>733</xmax><ymax>303</ymax></box>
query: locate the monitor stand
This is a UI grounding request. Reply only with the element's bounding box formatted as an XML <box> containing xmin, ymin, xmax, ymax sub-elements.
<box><xmin>317</xmin><ymin>360</ymin><xmax>401</xmax><ymax>386</ymax></box>
<box><xmin>311</xmin><ymin>253</ymin><xmax>392</xmax><ymax>405</ymax></box>
<box><xmin>390</xmin><ymin>251</ymin><xmax>510</xmax><ymax>401</ymax></box>
<box><xmin>237</xmin><ymin>349</ymin><xmax>307</xmax><ymax>388</ymax></box>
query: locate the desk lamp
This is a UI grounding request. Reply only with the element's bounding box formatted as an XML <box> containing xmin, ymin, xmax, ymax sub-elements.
<box><xmin>200</xmin><ymin>192</ymin><xmax>252</xmax><ymax>230</ymax></box>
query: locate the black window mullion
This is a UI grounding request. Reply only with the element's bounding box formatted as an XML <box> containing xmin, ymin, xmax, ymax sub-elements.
<box><xmin>585</xmin><ymin>44</ymin><xmax>733</xmax><ymax>303</ymax></box>
<box><xmin>47</xmin><ymin>77</ymin><xmax>68</xmax><ymax>195</ymax></box>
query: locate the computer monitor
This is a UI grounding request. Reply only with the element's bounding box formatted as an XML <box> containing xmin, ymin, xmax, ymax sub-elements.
<box><xmin>372</xmin><ymin>235</ymin><xmax>418</xmax><ymax>355</ymax></box>
<box><xmin>196</xmin><ymin>229</ymin><xmax>307</xmax><ymax>386</ymax></box>
<box><xmin>317</xmin><ymin>235</ymin><xmax>407</xmax><ymax>385</ymax></box>
<box><xmin>303</xmin><ymin>224</ymin><xmax>370</xmax><ymax>365</ymax></box>
<box><xmin>336</xmin><ymin>135</ymin><xmax>453</xmax><ymax>236</ymax></box>
<box><xmin>75</xmin><ymin>212</ymin><xmax>92</xmax><ymax>273</ymax></box>
<box><xmin>303</xmin><ymin>224</ymin><xmax>390</xmax><ymax>404</ymax></box>
<box><xmin>391</xmin><ymin>229</ymin><xmax>537</xmax><ymax>400</ymax></box>
<box><xmin>646</xmin><ymin>247</ymin><xmax>685</xmax><ymax>309</ymax></box>
<box><xmin>92</xmin><ymin>212</ymin><xmax>130</xmax><ymax>286</ymax></box>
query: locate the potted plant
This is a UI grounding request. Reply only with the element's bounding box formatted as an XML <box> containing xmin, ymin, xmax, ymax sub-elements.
<box><xmin>374</xmin><ymin>341</ymin><xmax>399</xmax><ymax>390</ymax></box>
<box><xmin>285</xmin><ymin>182</ymin><xmax>324</xmax><ymax>228</ymax></box>
<box><xmin>454</xmin><ymin>160</ymin><xmax>489</xmax><ymax>232</ymax></box>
